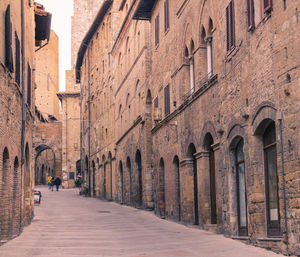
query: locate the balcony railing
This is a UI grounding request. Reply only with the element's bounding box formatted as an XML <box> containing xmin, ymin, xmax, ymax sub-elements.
<box><xmin>183</xmin><ymin>71</ymin><xmax>217</xmax><ymax>102</ymax></box>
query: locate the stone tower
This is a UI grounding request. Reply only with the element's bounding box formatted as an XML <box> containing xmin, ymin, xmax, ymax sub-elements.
<box><xmin>71</xmin><ymin>0</ymin><xmax>104</xmax><ymax>68</ymax></box>
<box><xmin>58</xmin><ymin>0</ymin><xmax>104</xmax><ymax>187</ymax></box>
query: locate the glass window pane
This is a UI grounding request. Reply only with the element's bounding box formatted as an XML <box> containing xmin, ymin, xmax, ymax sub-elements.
<box><xmin>267</xmin><ymin>148</ymin><xmax>279</xmax><ymax>221</ymax></box>
<box><xmin>236</xmin><ymin>139</ymin><xmax>244</xmax><ymax>162</ymax></box>
<box><xmin>263</xmin><ymin>122</ymin><xmax>276</xmax><ymax>146</ymax></box>
<box><xmin>238</xmin><ymin>163</ymin><xmax>247</xmax><ymax>227</ymax></box>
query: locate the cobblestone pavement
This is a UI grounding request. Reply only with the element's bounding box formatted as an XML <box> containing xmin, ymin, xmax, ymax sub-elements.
<box><xmin>0</xmin><ymin>187</ymin><xmax>285</xmax><ymax>257</ymax></box>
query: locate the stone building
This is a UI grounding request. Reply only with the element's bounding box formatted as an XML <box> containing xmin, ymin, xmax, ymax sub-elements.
<box><xmin>77</xmin><ymin>0</ymin><xmax>300</xmax><ymax>255</ymax></box>
<box><xmin>33</xmin><ymin>26</ymin><xmax>62</xmax><ymax>185</ymax></box>
<box><xmin>58</xmin><ymin>0</ymin><xmax>104</xmax><ymax>188</ymax></box>
<box><xmin>35</xmin><ymin>30</ymin><xmax>60</xmax><ymax>119</ymax></box>
<box><xmin>0</xmin><ymin>0</ymin><xmax>50</xmax><ymax>243</ymax></box>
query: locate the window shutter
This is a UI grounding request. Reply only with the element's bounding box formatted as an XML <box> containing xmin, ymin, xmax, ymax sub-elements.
<box><xmin>247</xmin><ymin>0</ymin><xmax>255</xmax><ymax>31</ymax></box>
<box><xmin>226</xmin><ymin>6</ymin><xmax>230</xmax><ymax>51</ymax></box>
<box><xmin>27</xmin><ymin>63</ymin><xmax>31</xmax><ymax>107</ymax></box>
<box><xmin>263</xmin><ymin>0</ymin><xmax>272</xmax><ymax>13</ymax></box>
<box><xmin>154</xmin><ymin>97</ymin><xmax>158</xmax><ymax>108</ymax></box>
<box><xmin>226</xmin><ymin>1</ymin><xmax>235</xmax><ymax>52</ymax></box>
<box><xmin>155</xmin><ymin>15</ymin><xmax>159</xmax><ymax>46</ymax></box>
<box><xmin>164</xmin><ymin>85</ymin><xmax>170</xmax><ymax>116</ymax></box>
<box><xmin>15</xmin><ymin>32</ymin><xmax>20</xmax><ymax>86</ymax></box>
<box><xmin>164</xmin><ymin>0</ymin><xmax>170</xmax><ymax>32</ymax></box>
<box><xmin>5</xmin><ymin>5</ymin><xmax>14</xmax><ymax>73</ymax></box>
<box><xmin>230</xmin><ymin>1</ymin><xmax>235</xmax><ymax>49</ymax></box>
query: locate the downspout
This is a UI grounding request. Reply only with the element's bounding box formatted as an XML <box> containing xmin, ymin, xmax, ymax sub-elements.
<box><xmin>88</xmin><ymin>45</ymin><xmax>91</xmax><ymax>197</ymax></box>
<box><xmin>20</xmin><ymin>0</ymin><xmax>25</xmax><ymax>230</ymax></box>
<box><xmin>278</xmin><ymin>114</ymin><xmax>289</xmax><ymax>255</ymax></box>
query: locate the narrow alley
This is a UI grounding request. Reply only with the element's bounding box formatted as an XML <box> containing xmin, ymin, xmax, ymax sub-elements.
<box><xmin>0</xmin><ymin>187</ymin><xmax>285</xmax><ymax>257</ymax></box>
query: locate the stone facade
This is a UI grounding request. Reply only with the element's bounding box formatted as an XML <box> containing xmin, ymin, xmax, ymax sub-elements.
<box><xmin>34</xmin><ymin>30</ymin><xmax>60</xmax><ymax>119</ymax></box>
<box><xmin>0</xmin><ymin>0</ymin><xmax>36</xmax><ymax>243</ymax></box>
<box><xmin>77</xmin><ymin>0</ymin><xmax>300</xmax><ymax>255</ymax></box>
<box><xmin>58</xmin><ymin>0</ymin><xmax>104</xmax><ymax>188</ymax></box>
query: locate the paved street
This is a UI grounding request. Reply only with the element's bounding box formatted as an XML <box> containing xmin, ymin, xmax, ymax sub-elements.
<box><xmin>0</xmin><ymin>187</ymin><xmax>285</xmax><ymax>257</ymax></box>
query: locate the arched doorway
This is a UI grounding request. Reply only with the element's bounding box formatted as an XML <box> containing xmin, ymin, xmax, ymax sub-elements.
<box><xmin>12</xmin><ymin>157</ymin><xmax>20</xmax><ymax>236</ymax></box>
<box><xmin>158</xmin><ymin>158</ymin><xmax>166</xmax><ymax>218</ymax></box>
<box><xmin>135</xmin><ymin>150</ymin><xmax>142</xmax><ymax>206</ymax></box>
<box><xmin>92</xmin><ymin>160</ymin><xmax>96</xmax><ymax>196</ymax></box>
<box><xmin>119</xmin><ymin>161</ymin><xmax>124</xmax><ymax>203</ymax></box>
<box><xmin>108</xmin><ymin>152</ymin><xmax>112</xmax><ymax>200</ymax></box>
<box><xmin>102</xmin><ymin>155</ymin><xmax>106</xmax><ymax>199</ymax></box>
<box><xmin>204</xmin><ymin>133</ymin><xmax>217</xmax><ymax>224</ymax></box>
<box><xmin>187</xmin><ymin>143</ymin><xmax>198</xmax><ymax>225</ymax></box>
<box><xmin>1</xmin><ymin>148</ymin><xmax>11</xmax><ymax>239</ymax></box>
<box><xmin>173</xmin><ymin>156</ymin><xmax>181</xmax><ymax>221</ymax></box>
<box><xmin>126</xmin><ymin>157</ymin><xmax>132</xmax><ymax>204</ymax></box>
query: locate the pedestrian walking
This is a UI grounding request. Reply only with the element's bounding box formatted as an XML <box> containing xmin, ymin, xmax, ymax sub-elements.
<box><xmin>50</xmin><ymin>177</ymin><xmax>55</xmax><ymax>191</ymax></box>
<box><xmin>54</xmin><ymin>177</ymin><xmax>61</xmax><ymax>191</ymax></box>
<box><xmin>47</xmin><ymin>175</ymin><xmax>52</xmax><ymax>190</ymax></box>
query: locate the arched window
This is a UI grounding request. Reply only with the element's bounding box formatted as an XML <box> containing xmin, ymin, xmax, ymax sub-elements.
<box><xmin>235</xmin><ymin>139</ymin><xmax>248</xmax><ymax>236</ymax></box>
<box><xmin>263</xmin><ymin>122</ymin><xmax>280</xmax><ymax>236</ymax></box>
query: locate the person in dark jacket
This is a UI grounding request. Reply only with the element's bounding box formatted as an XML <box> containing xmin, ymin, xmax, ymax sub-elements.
<box><xmin>54</xmin><ymin>177</ymin><xmax>61</xmax><ymax>191</ymax></box>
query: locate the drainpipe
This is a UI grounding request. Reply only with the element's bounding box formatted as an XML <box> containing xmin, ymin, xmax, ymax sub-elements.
<box><xmin>277</xmin><ymin>113</ymin><xmax>289</xmax><ymax>255</ymax></box>
<box><xmin>20</xmin><ymin>0</ymin><xmax>25</xmax><ymax>230</ymax></box>
<box><xmin>88</xmin><ymin>45</ymin><xmax>91</xmax><ymax>197</ymax></box>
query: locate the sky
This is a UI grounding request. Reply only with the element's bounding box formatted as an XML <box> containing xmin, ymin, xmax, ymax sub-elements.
<box><xmin>37</xmin><ymin>0</ymin><xmax>74</xmax><ymax>91</ymax></box>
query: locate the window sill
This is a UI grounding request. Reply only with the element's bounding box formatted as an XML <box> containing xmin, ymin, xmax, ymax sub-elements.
<box><xmin>257</xmin><ymin>237</ymin><xmax>282</xmax><ymax>242</ymax></box>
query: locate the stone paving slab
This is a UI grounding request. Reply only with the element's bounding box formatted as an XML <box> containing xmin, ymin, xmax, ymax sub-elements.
<box><xmin>0</xmin><ymin>187</ymin><xmax>286</xmax><ymax>257</ymax></box>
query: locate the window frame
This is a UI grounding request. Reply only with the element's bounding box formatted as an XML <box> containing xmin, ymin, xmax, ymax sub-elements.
<box><xmin>226</xmin><ymin>0</ymin><xmax>236</xmax><ymax>53</ymax></box>
<box><xmin>155</xmin><ymin>14</ymin><xmax>160</xmax><ymax>47</ymax></box>
<box><xmin>164</xmin><ymin>0</ymin><xmax>170</xmax><ymax>33</ymax></box>
<box><xmin>235</xmin><ymin>138</ymin><xmax>248</xmax><ymax>236</ymax></box>
<box><xmin>263</xmin><ymin>123</ymin><xmax>281</xmax><ymax>237</ymax></box>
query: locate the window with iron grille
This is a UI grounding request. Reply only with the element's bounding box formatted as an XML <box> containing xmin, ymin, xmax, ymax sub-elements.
<box><xmin>164</xmin><ymin>0</ymin><xmax>170</xmax><ymax>32</ymax></box>
<box><xmin>247</xmin><ymin>0</ymin><xmax>255</xmax><ymax>31</ymax></box>
<box><xmin>5</xmin><ymin>5</ymin><xmax>14</xmax><ymax>73</ymax></box>
<box><xmin>15</xmin><ymin>32</ymin><xmax>20</xmax><ymax>86</ymax></box>
<box><xmin>164</xmin><ymin>85</ymin><xmax>170</xmax><ymax>116</ymax></box>
<box><xmin>27</xmin><ymin>63</ymin><xmax>31</xmax><ymax>107</ymax></box>
<box><xmin>226</xmin><ymin>0</ymin><xmax>235</xmax><ymax>52</ymax></box>
<box><xmin>155</xmin><ymin>15</ymin><xmax>160</xmax><ymax>47</ymax></box>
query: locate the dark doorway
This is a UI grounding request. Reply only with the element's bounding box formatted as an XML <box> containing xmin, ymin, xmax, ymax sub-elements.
<box><xmin>235</xmin><ymin>138</ymin><xmax>248</xmax><ymax>236</ymax></box>
<box><xmin>92</xmin><ymin>161</ymin><xmax>96</xmax><ymax>196</ymax></box>
<box><xmin>263</xmin><ymin>121</ymin><xmax>280</xmax><ymax>237</ymax></box>
<box><xmin>204</xmin><ymin>133</ymin><xmax>217</xmax><ymax>224</ymax></box>
<box><xmin>119</xmin><ymin>161</ymin><xmax>124</xmax><ymax>203</ymax></box>
<box><xmin>135</xmin><ymin>150</ymin><xmax>142</xmax><ymax>206</ymax></box>
<box><xmin>126</xmin><ymin>157</ymin><xmax>132</xmax><ymax>204</ymax></box>
<box><xmin>173</xmin><ymin>156</ymin><xmax>181</xmax><ymax>221</ymax></box>
<box><xmin>187</xmin><ymin>143</ymin><xmax>198</xmax><ymax>225</ymax></box>
<box><xmin>159</xmin><ymin>158</ymin><xmax>166</xmax><ymax>217</ymax></box>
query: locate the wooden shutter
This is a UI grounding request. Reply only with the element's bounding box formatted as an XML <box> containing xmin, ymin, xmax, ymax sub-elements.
<box><xmin>154</xmin><ymin>97</ymin><xmax>158</xmax><ymax>108</ymax></box>
<box><xmin>164</xmin><ymin>85</ymin><xmax>170</xmax><ymax>116</ymax></box>
<box><xmin>164</xmin><ymin>0</ymin><xmax>170</xmax><ymax>32</ymax></box>
<box><xmin>27</xmin><ymin>63</ymin><xmax>31</xmax><ymax>107</ymax></box>
<box><xmin>5</xmin><ymin>5</ymin><xmax>14</xmax><ymax>73</ymax></box>
<box><xmin>263</xmin><ymin>0</ymin><xmax>272</xmax><ymax>13</ymax></box>
<box><xmin>15</xmin><ymin>32</ymin><xmax>20</xmax><ymax>86</ymax></box>
<box><xmin>247</xmin><ymin>0</ymin><xmax>255</xmax><ymax>31</ymax></box>
<box><xmin>226</xmin><ymin>1</ymin><xmax>235</xmax><ymax>52</ymax></box>
<box><xmin>155</xmin><ymin>15</ymin><xmax>159</xmax><ymax>46</ymax></box>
